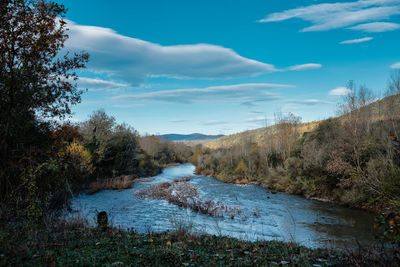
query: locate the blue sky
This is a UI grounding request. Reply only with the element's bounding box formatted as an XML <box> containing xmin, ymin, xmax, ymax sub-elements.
<box><xmin>59</xmin><ymin>0</ymin><xmax>400</xmax><ymax>135</ymax></box>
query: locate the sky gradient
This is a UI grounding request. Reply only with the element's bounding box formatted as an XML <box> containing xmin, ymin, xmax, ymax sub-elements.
<box><xmin>59</xmin><ymin>0</ymin><xmax>400</xmax><ymax>135</ymax></box>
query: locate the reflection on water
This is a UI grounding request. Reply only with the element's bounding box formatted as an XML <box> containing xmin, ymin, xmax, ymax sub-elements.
<box><xmin>71</xmin><ymin>164</ymin><xmax>375</xmax><ymax>248</ymax></box>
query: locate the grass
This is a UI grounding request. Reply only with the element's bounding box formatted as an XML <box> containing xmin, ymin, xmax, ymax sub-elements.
<box><xmin>0</xmin><ymin>222</ymin><xmax>345</xmax><ymax>266</ymax></box>
<box><xmin>1</xmin><ymin>215</ymin><xmax>399</xmax><ymax>266</ymax></box>
<box><xmin>87</xmin><ymin>175</ymin><xmax>135</xmax><ymax>195</ymax></box>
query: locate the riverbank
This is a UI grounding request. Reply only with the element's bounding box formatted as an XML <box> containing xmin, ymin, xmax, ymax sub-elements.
<box><xmin>85</xmin><ymin>163</ymin><xmax>184</xmax><ymax>195</ymax></box>
<box><xmin>72</xmin><ymin>164</ymin><xmax>380</xmax><ymax>248</ymax></box>
<box><xmin>1</xmin><ymin>219</ymin><xmax>395</xmax><ymax>266</ymax></box>
<box><xmin>3</xmin><ymin>164</ymin><xmax>396</xmax><ymax>265</ymax></box>
<box><xmin>194</xmin><ymin>168</ymin><xmax>385</xmax><ymax>214</ymax></box>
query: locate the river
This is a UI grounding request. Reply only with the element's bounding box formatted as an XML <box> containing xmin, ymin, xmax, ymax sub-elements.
<box><xmin>71</xmin><ymin>164</ymin><xmax>375</xmax><ymax>249</ymax></box>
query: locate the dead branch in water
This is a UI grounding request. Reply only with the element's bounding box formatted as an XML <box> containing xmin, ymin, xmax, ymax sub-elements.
<box><xmin>134</xmin><ymin>178</ymin><xmax>246</xmax><ymax>219</ymax></box>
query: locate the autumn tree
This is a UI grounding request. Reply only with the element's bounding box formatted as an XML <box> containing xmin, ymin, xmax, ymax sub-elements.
<box><xmin>234</xmin><ymin>160</ymin><xmax>247</xmax><ymax>177</ymax></box>
<box><xmin>0</xmin><ymin>0</ymin><xmax>89</xmax><ymax>198</ymax></box>
<box><xmin>274</xmin><ymin>111</ymin><xmax>302</xmax><ymax>158</ymax></box>
<box><xmin>385</xmin><ymin>70</ymin><xmax>400</xmax><ymax>138</ymax></box>
<box><xmin>139</xmin><ymin>135</ymin><xmax>161</xmax><ymax>161</ymax></box>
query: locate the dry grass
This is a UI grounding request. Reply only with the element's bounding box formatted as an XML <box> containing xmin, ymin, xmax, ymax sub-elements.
<box><xmin>87</xmin><ymin>175</ymin><xmax>135</xmax><ymax>195</ymax></box>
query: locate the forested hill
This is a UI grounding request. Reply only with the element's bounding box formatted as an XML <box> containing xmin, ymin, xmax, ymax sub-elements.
<box><xmin>159</xmin><ymin>133</ymin><xmax>224</xmax><ymax>142</ymax></box>
<box><xmin>206</xmin><ymin>93</ymin><xmax>400</xmax><ymax>150</ymax></box>
<box><xmin>193</xmin><ymin>90</ymin><xmax>400</xmax><ymax>214</ymax></box>
<box><xmin>206</xmin><ymin>121</ymin><xmax>319</xmax><ymax>149</ymax></box>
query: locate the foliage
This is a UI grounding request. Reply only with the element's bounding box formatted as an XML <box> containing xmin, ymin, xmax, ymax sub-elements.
<box><xmin>193</xmin><ymin>75</ymin><xmax>400</xmax><ymax>213</ymax></box>
<box><xmin>2</xmin><ymin>221</ymin><xmax>379</xmax><ymax>266</ymax></box>
<box><xmin>375</xmin><ymin>213</ymin><xmax>400</xmax><ymax>246</ymax></box>
<box><xmin>0</xmin><ymin>0</ymin><xmax>88</xmax><ymax>208</ymax></box>
<box><xmin>234</xmin><ymin>160</ymin><xmax>247</xmax><ymax>176</ymax></box>
<box><xmin>87</xmin><ymin>175</ymin><xmax>135</xmax><ymax>195</ymax></box>
<box><xmin>140</xmin><ymin>134</ymin><xmax>192</xmax><ymax>165</ymax></box>
<box><xmin>69</xmin><ymin>109</ymin><xmax>193</xmax><ymax>196</ymax></box>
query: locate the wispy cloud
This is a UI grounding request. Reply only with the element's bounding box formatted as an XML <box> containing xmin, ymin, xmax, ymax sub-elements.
<box><xmin>245</xmin><ymin>116</ymin><xmax>270</xmax><ymax>123</ymax></box>
<box><xmin>391</xmin><ymin>62</ymin><xmax>400</xmax><ymax>68</ymax></box>
<box><xmin>65</xmin><ymin>20</ymin><xmax>278</xmax><ymax>85</ymax></box>
<box><xmin>248</xmin><ymin>110</ymin><xmax>264</xmax><ymax>114</ymax></box>
<box><xmin>259</xmin><ymin>0</ymin><xmax>400</xmax><ymax>32</ymax></box>
<box><xmin>77</xmin><ymin>77</ymin><xmax>129</xmax><ymax>91</ymax></box>
<box><xmin>329</xmin><ymin>86</ymin><xmax>352</xmax><ymax>96</ymax></box>
<box><xmin>169</xmin><ymin>119</ymin><xmax>188</xmax><ymax>123</ymax></box>
<box><xmin>202</xmin><ymin>120</ymin><xmax>229</xmax><ymax>126</ymax></box>
<box><xmin>348</xmin><ymin>22</ymin><xmax>400</xmax><ymax>32</ymax></box>
<box><xmin>286</xmin><ymin>99</ymin><xmax>333</xmax><ymax>105</ymax></box>
<box><xmin>287</xmin><ymin>63</ymin><xmax>322</xmax><ymax>71</ymax></box>
<box><xmin>113</xmin><ymin>104</ymin><xmax>138</xmax><ymax>109</ymax></box>
<box><xmin>112</xmin><ymin>83</ymin><xmax>292</xmax><ymax>106</ymax></box>
<box><xmin>340</xmin><ymin>37</ymin><xmax>373</xmax><ymax>44</ymax></box>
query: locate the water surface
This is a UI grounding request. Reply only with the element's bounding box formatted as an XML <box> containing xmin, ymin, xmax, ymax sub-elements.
<box><xmin>71</xmin><ymin>164</ymin><xmax>375</xmax><ymax>248</ymax></box>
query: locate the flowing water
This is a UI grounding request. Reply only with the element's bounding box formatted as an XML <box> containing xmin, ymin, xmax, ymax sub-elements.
<box><xmin>71</xmin><ymin>164</ymin><xmax>376</xmax><ymax>249</ymax></box>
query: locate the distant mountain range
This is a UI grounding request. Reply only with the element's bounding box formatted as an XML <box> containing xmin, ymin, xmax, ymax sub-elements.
<box><xmin>158</xmin><ymin>133</ymin><xmax>224</xmax><ymax>142</ymax></box>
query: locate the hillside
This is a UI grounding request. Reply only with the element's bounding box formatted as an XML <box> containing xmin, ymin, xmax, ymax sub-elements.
<box><xmin>194</xmin><ymin>93</ymin><xmax>400</xmax><ymax>214</ymax></box>
<box><xmin>206</xmin><ymin>94</ymin><xmax>400</xmax><ymax>149</ymax></box>
<box><xmin>206</xmin><ymin>121</ymin><xmax>320</xmax><ymax>149</ymax></box>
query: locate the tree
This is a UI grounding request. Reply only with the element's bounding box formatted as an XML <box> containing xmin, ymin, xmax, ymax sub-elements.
<box><xmin>336</xmin><ymin>82</ymin><xmax>376</xmax><ymax>175</ymax></box>
<box><xmin>80</xmin><ymin>110</ymin><xmax>116</xmax><ymax>148</ymax></box>
<box><xmin>79</xmin><ymin>111</ymin><xmax>143</xmax><ymax>178</ymax></box>
<box><xmin>234</xmin><ymin>160</ymin><xmax>247</xmax><ymax>177</ymax></box>
<box><xmin>139</xmin><ymin>135</ymin><xmax>161</xmax><ymax>161</ymax></box>
<box><xmin>0</xmin><ymin>0</ymin><xmax>89</xmax><ymax>198</ymax></box>
<box><xmin>274</xmin><ymin>111</ymin><xmax>302</xmax><ymax>158</ymax></box>
<box><xmin>386</xmin><ymin>70</ymin><xmax>400</xmax><ymax>138</ymax></box>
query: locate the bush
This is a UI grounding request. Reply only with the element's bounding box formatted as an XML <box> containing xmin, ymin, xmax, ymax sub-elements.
<box><xmin>87</xmin><ymin>175</ymin><xmax>135</xmax><ymax>195</ymax></box>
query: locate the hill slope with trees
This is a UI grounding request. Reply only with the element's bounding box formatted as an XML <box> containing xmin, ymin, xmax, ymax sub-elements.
<box><xmin>193</xmin><ymin>78</ymin><xmax>400</xmax><ymax>214</ymax></box>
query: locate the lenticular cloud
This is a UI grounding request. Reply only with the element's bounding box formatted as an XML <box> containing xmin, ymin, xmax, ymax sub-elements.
<box><xmin>65</xmin><ymin>20</ymin><xmax>277</xmax><ymax>85</ymax></box>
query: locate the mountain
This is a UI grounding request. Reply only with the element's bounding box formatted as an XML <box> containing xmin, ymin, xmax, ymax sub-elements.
<box><xmin>158</xmin><ymin>133</ymin><xmax>224</xmax><ymax>142</ymax></box>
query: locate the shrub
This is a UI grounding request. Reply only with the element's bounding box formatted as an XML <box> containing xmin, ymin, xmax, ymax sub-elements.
<box><xmin>234</xmin><ymin>160</ymin><xmax>247</xmax><ymax>176</ymax></box>
<box><xmin>87</xmin><ymin>175</ymin><xmax>135</xmax><ymax>194</ymax></box>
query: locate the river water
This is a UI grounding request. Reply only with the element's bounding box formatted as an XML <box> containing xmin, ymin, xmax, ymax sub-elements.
<box><xmin>71</xmin><ymin>164</ymin><xmax>375</xmax><ymax>249</ymax></box>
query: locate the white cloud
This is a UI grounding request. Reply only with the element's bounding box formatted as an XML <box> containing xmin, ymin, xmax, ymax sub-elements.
<box><xmin>391</xmin><ymin>62</ymin><xmax>400</xmax><ymax>68</ymax></box>
<box><xmin>112</xmin><ymin>83</ymin><xmax>292</xmax><ymax>105</ymax></box>
<box><xmin>329</xmin><ymin>86</ymin><xmax>352</xmax><ymax>96</ymax></box>
<box><xmin>245</xmin><ymin>116</ymin><xmax>270</xmax><ymax>123</ymax></box>
<box><xmin>169</xmin><ymin>119</ymin><xmax>188</xmax><ymax>123</ymax></box>
<box><xmin>286</xmin><ymin>99</ymin><xmax>333</xmax><ymax>105</ymax></box>
<box><xmin>259</xmin><ymin>0</ymin><xmax>400</xmax><ymax>32</ymax></box>
<box><xmin>65</xmin><ymin>20</ymin><xmax>277</xmax><ymax>85</ymax></box>
<box><xmin>202</xmin><ymin>120</ymin><xmax>229</xmax><ymax>126</ymax></box>
<box><xmin>348</xmin><ymin>21</ymin><xmax>400</xmax><ymax>32</ymax></box>
<box><xmin>248</xmin><ymin>110</ymin><xmax>264</xmax><ymax>114</ymax></box>
<box><xmin>113</xmin><ymin>104</ymin><xmax>137</xmax><ymax>109</ymax></box>
<box><xmin>339</xmin><ymin>37</ymin><xmax>373</xmax><ymax>44</ymax></box>
<box><xmin>287</xmin><ymin>63</ymin><xmax>322</xmax><ymax>71</ymax></box>
<box><xmin>77</xmin><ymin>77</ymin><xmax>129</xmax><ymax>91</ymax></box>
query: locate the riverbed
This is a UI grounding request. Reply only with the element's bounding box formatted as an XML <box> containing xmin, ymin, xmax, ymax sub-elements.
<box><xmin>71</xmin><ymin>164</ymin><xmax>375</xmax><ymax>249</ymax></box>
